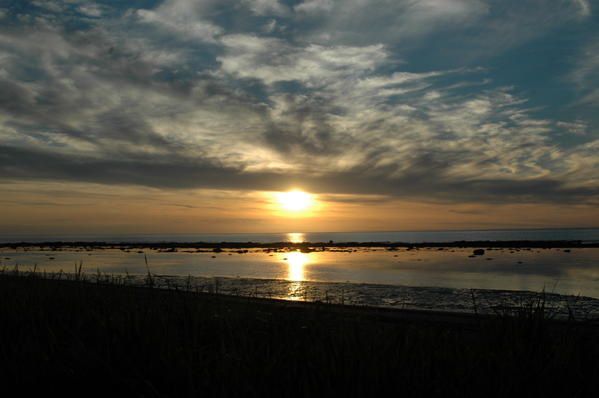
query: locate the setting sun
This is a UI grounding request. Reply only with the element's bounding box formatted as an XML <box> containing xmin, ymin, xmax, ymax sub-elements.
<box><xmin>276</xmin><ymin>190</ymin><xmax>314</xmax><ymax>212</ymax></box>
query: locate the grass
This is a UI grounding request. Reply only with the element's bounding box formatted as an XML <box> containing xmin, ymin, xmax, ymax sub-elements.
<box><xmin>1</xmin><ymin>273</ymin><xmax>599</xmax><ymax>397</ymax></box>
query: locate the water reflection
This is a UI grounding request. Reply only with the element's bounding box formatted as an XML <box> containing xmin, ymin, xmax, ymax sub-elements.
<box><xmin>5</xmin><ymin>246</ymin><xmax>599</xmax><ymax>299</ymax></box>
<box><xmin>285</xmin><ymin>251</ymin><xmax>309</xmax><ymax>300</ymax></box>
<box><xmin>287</xmin><ymin>251</ymin><xmax>308</xmax><ymax>281</ymax></box>
<box><xmin>287</xmin><ymin>232</ymin><xmax>305</xmax><ymax>243</ymax></box>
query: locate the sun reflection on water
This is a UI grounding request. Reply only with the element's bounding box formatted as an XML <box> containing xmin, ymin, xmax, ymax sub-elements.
<box><xmin>284</xmin><ymin>251</ymin><xmax>309</xmax><ymax>300</ymax></box>
<box><xmin>287</xmin><ymin>251</ymin><xmax>308</xmax><ymax>281</ymax></box>
<box><xmin>287</xmin><ymin>232</ymin><xmax>306</xmax><ymax>243</ymax></box>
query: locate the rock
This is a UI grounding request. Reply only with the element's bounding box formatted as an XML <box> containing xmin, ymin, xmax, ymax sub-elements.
<box><xmin>473</xmin><ymin>249</ymin><xmax>485</xmax><ymax>256</ymax></box>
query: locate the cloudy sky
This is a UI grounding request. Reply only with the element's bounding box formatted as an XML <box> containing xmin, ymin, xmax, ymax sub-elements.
<box><xmin>0</xmin><ymin>0</ymin><xmax>598</xmax><ymax>235</ymax></box>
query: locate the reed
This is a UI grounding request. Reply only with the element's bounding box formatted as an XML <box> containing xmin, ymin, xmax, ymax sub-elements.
<box><xmin>144</xmin><ymin>253</ymin><xmax>154</xmax><ymax>287</ymax></box>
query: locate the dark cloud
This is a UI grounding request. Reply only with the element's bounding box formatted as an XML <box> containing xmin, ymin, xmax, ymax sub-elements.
<box><xmin>262</xmin><ymin>94</ymin><xmax>340</xmax><ymax>155</ymax></box>
<box><xmin>2</xmin><ymin>144</ymin><xmax>597</xmax><ymax>205</ymax></box>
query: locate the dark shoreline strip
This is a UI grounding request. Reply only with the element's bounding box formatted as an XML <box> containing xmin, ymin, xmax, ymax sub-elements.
<box><xmin>2</xmin><ymin>239</ymin><xmax>598</xmax><ymax>249</ymax></box>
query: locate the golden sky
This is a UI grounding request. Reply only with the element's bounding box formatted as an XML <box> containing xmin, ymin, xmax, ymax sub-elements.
<box><xmin>1</xmin><ymin>181</ymin><xmax>597</xmax><ymax>235</ymax></box>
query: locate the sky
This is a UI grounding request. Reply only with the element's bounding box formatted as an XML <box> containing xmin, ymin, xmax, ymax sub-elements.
<box><xmin>0</xmin><ymin>0</ymin><xmax>598</xmax><ymax>235</ymax></box>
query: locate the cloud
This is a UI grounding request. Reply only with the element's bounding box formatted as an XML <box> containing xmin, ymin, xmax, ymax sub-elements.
<box><xmin>573</xmin><ymin>0</ymin><xmax>592</xmax><ymax>17</ymax></box>
<box><xmin>296</xmin><ymin>0</ymin><xmax>489</xmax><ymax>45</ymax></box>
<box><xmin>556</xmin><ymin>121</ymin><xmax>588</xmax><ymax>136</ymax></box>
<box><xmin>78</xmin><ymin>3</ymin><xmax>104</xmax><ymax>18</ymax></box>
<box><xmin>244</xmin><ymin>0</ymin><xmax>289</xmax><ymax>16</ymax></box>
<box><xmin>31</xmin><ymin>1</ymin><xmax>67</xmax><ymax>13</ymax></box>
<box><xmin>294</xmin><ymin>0</ymin><xmax>334</xmax><ymax>14</ymax></box>
<box><xmin>218</xmin><ymin>34</ymin><xmax>387</xmax><ymax>86</ymax></box>
<box><xmin>291</xmin><ymin>0</ymin><xmax>592</xmax><ymax>66</ymax></box>
<box><xmin>135</xmin><ymin>0</ymin><xmax>223</xmax><ymax>42</ymax></box>
<box><xmin>2</xmin><ymin>141</ymin><xmax>598</xmax><ymax>206</ymax></box>
<box><xmin>0</xmin><ymin>0</ymin><xmax>597</xmax><ymax>209</ymax></box>
<box><xmin>262</xmin><ymin>19</ymin><xmax>278</xmax><ymax>33</ymax></box>
<box><xmin>569</xmin><ymin>37</ymin><xmax>599</xmax><ymax>105</ymax></box>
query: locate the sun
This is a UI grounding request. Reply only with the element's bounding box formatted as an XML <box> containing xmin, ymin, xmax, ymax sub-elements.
<box><xmin>276</xmin><ymin>190</ymin><xmax>314</xmax><ymax>212</ymax></box>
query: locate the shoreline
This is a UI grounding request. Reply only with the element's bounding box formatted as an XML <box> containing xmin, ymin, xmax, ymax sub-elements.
<box><xmin>1</xmin><ymin>273</ymin><xmax>486</xmax><ymax>325</ymax></box>
<box><xmin>4</xmin><ymin>269</ymin><xmax>599</xmax><ymax>321</ymax></box>
<box><xmin>3</xmin><ymin>272</ymin><xmax>599</xmax><ymax>331</ymax></box>
<box><xmin>2</xmin><ymin>239</ymin><xmax>599</xmax><ymax>249</ymax></box>
<box><xmin>21</xmin><ymin>275</ymin><xmax>599</xmax><ymax>326</ymax></box>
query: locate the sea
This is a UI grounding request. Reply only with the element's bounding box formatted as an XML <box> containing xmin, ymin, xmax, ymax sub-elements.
<box><xmin>1</xmin><ymin>228</ymin><xmax>599</xmax><ymax>244</ymax></box>
<box><xmin>2</xmin><ymin>228</ymin><xmax>599</xmax><ymax>317</ymax></box>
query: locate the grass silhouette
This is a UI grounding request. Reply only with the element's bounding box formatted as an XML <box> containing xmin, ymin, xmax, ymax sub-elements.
<box><xmin>1</xmin><ymin>272</ymin><xmax>598</xmax><ymax>397</ymax></box>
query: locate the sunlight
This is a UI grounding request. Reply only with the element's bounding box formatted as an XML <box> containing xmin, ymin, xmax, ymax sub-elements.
<box><xmin>286</xmin><ymin>251</ymin><xmax>309</xmax><ymax>281</ymax></box>
<box><xmin>283</xmin><ymin>250</ymin><xmax>311</xmax><ymax>301</ymax></box>
<box><xmin>276</xmin><ymin>190</ymin><xmax>314</xmax><ymax>212</ymax></box>
<box><xmin>287</xmin><ymin>232</ymin><xmax>306</xmax><ymax>243</ymax></box>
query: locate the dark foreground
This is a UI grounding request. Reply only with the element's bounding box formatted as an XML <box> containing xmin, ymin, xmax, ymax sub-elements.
<box><xmin>2</xmin><ymin>275</ymin><xmax>599</xmax><ymax>397</ymax></box>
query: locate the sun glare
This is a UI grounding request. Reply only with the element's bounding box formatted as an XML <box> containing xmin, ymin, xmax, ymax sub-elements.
<box><xmin>286</xmin><ymin>251</ymin><xmax>308</xmax><ymax>281</ymax></box>
<box><xmin>287</xmin><ymin>232</ymin><xmax>306</xmax><ymax>243</ymax></box>
<box><xmin>276</xmin><ymin>190</ymin><xmax>314</xmax><ymax>212</ymax></box>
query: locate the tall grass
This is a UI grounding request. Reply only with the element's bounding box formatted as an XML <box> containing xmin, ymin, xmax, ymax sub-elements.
<box><xmin>1</xmin><ymin>272</ymin><xmax>598</xmax><ymax>396</ymax></box>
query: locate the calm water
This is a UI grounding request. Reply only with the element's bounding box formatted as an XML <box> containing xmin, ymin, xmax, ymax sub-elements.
<box><xmin>2</xmin><ymin>228</ymin><xmax>599</xmax><ymax>244</ymax></box>
<box><xmin>3</xmin><ymin>236</ymin><xmax>599</xmax><ymax>316</ymax></box>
